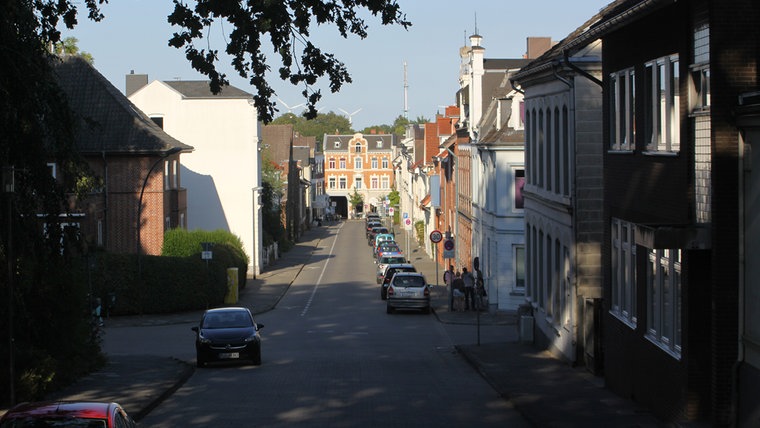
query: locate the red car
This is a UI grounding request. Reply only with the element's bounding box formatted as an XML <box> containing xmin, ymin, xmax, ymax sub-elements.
<box><xmin>0</xmin><ymin>401</ymin><xmax>136</xmax><ymax>427</ymax></box>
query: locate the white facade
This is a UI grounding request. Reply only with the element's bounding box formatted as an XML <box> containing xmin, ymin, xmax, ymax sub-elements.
<box><xmin>129</xmin><ymin>81</ymin><xmax>263</xmax><ymax>276</ymax></box>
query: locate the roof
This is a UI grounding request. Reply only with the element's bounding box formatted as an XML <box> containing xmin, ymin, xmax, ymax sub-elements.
<box><xmin>323</xmin><ymin>133</ymin><xmax>395</xmax><ymax>152</ymax></box>
<box><xmin>513</xmin><ymin>0</ymin><xmax>649</xmax><ymax>81</ymax></box>
<box><xmin>163</xmin><ymin>80</ymin><xmax>252</xmax><ymax>99</ymax></box>
<box><xmin>53</xmin><ymin>56</ymin><xmax>192</xmax><ymax>155</ymax></box>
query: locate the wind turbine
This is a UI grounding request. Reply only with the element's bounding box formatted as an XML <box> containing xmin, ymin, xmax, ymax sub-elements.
<box><xmin>339</xmin><ymin>108</ymin><xmax>362</xmax><ymax>126</ymax></box>
<box><xmin>277</xmin><ymin>98</ymin><xmax>306</xmax><ymax>113</ymax></box>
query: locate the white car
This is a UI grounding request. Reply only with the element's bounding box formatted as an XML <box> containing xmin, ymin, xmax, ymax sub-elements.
<box><xmin>375</xmin><ymin>252</ymin><xmax>407</xmax><ymax>283</ymax></box>
<box><xmin>386</xmin><ymin>272</ymin><xmax>430</xmax><ymax>314</ymax></box>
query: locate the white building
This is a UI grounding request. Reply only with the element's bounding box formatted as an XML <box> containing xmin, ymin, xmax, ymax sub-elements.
<box><xmin>127</xmin><ymin>75</ymin><xmax>263</xmax><ymax>276</ymax></box>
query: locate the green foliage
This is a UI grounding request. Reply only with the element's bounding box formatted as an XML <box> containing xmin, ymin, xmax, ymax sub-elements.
<box><xmin>162</xmin><ymin>228</ymin><xmax>249</xmax><ymax>286</ymax></box>
<box><xmin>415</xmin><ymin>220</ymin><xmax>425</xmax><ymax>246</ymax></box>
<box><xmin>361</xmin><ymin>115</ymin><xmax>429</xmax><ymax>137</ymax></box>
<box><xmin>349</xmin><ymin>188</ymin><xmax>364</xmax><ymax>211</ymax></box>
<box><xmin>272</xmin><ymin>111</ymin><xmax>353</xmax><ymax>143</ymax></box>
<box><xmin>388</xmin><ymin>188</ymin><xmax>401</xmax><ymax>224</ymax></box>
<box><xmin>54</xmin><ymin>37</ymin><xmax>94</xmax><ymax>64</ymax></box>
<box><xmin>166</xmin><ymin>1</ymin><xmax>411</xmax><ymax>123</ymax></box>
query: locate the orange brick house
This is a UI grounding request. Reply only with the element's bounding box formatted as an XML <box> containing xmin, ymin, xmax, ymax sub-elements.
<box><xmin>323</xmin><ymin>132</ymin><xmax>396</xmax><ymax>218</ymax></box>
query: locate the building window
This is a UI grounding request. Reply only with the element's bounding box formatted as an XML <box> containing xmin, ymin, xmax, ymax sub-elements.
<box><xmin>645</xmin><ymin>54</ymin><xmax>680</xmax><ymax>153</ymax></box>
<box><xmin>371</xmin><ymin>177</ymin><xmax>378</xmax><ymax>189</ymax></box>
<box><xmin>611</xmin><ymin>218</ymin><xmax>637</xmax><ymax>327</ymax></box>
<box><xmin>376</xmin><ymin>140</ymin><xmax>383</xmax><ymax>148</ymax></box>
<box><xmin>515</xmin><ymin>245</ymin><xmax>525</xmax><ymax>289</ymax></box>
<box><xmin>354</xmin><ymin>156</ymin><xmax>362</xmax><ymax>169</ymax></box>
<box><xmin>610</xmin><ymin>67</ymin><xmax>636</xmax><ymax>151</ymax></box>
<box><xmin>47</xmin><ymin>162</ymin><xmax>57</xmax><ymax>179</ymax></box>
<box><xmin>382</xmin><ymin>158</ymin><xmax>389</xmax><ymax>169</ymax></box>
<box><xmin>647</xmin><ymin>248</ymin><xmax>682</xmax><ymax>358</ymax></box>
<box><xmin>334</xmin><ymin>141</ymin><xmax>341</xmax><ymax>149</ymax></box>
<box><xmin>329</xmin><ymin>158</ymin><xmax>335</xmax><ymax>169</ymax></box>
<box><xmin>328</xmin><ymin>177</ymin><xmax>336</xmax><ymax>189</ymax></box>
<box><xmin>339</xmin><ymin>177</ymin><xmax>347</xmax><ymax>189</ymax></box>
<box><xmin>339</xmin><ymin>158</ymin><xmax>346</xmax><ymax>169</ymax></box>
<box><xmin>355</xmin><ymin>142</ymin><xmax>362</xmax><ymax>153</ymax></box>
<box><xmin>371</xmin><ymin>157</ymin><xmax>378</xmax><ymax>169</ymax></box>
<box><xmin>354</xmin><ymin>177</ymin><xmax>362</xmax><ymax>189</ymax></box>
<box><xmin>151</xmin><ymin>116</ymin><xmax>164</xmax><ymax>129</ymax></box>
<box><xmin>514</xmin><ymin>169</ymin><xmax>525</xmax><ymax>209</ymax></box>
<box><xmin>381</xmin><ymin>176</ymin><xmax>389</xmax><ymax>189</ymax></box>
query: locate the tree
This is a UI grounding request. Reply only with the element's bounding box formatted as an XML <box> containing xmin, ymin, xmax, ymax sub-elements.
<box><xmin>349</xmin><ymin>188</ymin><xmax>364</xmax><ymax>215</ymax></box>
<box><xmin>272</xmin><ymin>111</ymin><xmax>352</xmax><ymax>144</ymax></box>
<box><xmin>167</xmin><ymin>1</ymin><xmax>411</xmax><ymax>123</ymax></box>
<box><xmin>53</xmin><ymin>37</ymin><xmax>94</xmax><ymax>64</ymax></box>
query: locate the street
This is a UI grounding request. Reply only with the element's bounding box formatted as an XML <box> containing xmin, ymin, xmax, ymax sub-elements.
<box><xmin>105</xmin><ymin>221</ymin><xmax>529</xmax><ymax>427</ymax></box>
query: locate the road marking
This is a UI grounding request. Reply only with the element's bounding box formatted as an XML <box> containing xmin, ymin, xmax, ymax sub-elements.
<box><xmin>300</xmin><ymin>222</ymin><xmax>343</xmax><ymax>317</ymax></box>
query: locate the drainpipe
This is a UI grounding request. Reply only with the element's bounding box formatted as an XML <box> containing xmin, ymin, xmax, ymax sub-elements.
<box><xmin>562</xmin><ymin>50</ymin><xmax>603</xmax><ymax>88</ymax></box>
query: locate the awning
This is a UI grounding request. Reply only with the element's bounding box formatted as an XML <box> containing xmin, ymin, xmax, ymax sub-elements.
<box><xmin>419</xmin><ymin>194</ymin><xmax>431</xmax><ymax>210</ymax></box>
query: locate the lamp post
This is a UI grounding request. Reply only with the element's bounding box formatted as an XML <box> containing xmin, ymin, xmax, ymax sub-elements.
<box><xmin>137</xmin><ymin>147</ymin><xmax>181</xmax><ymax>276</ymax></box>
<box><xmin>3</xmin><ymin>166</ymin><xmax>15</xmax><ymax>405</ymax></box>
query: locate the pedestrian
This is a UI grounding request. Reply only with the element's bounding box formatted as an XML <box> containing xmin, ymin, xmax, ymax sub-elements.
<box><xmin>452</xmin><ymin>271</ymin><xmax>465</xmax><ymax>311</ymax></box>
<box><xmin>443</xmin><ymin>264</ymin><xmax>454</xmax><ymax>288</ymax></box>
<box><xmin>462</xmin><ymin>267</ymin><xmax>475</xmax><ymax>310</ymax></box>
<box><xmin>92</xmin><ymin>297</ymin><xmax>104</xmax><ymax>327</ymax></box>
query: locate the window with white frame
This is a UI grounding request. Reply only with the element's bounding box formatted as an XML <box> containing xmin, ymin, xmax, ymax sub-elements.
<box><xmin>371</xmin><ymin>157</ymin><xmax>378</xmax><ymax>169</ymax></box>
<box><xmin>354</xmin><ymin>177</ymin><xmax>362</xmax><ymax>189</ymax></box>
<box><xmin>328</xmin><ymin>177</ymin><xmax>336</xmax><ymax>189</ymax></box>
<box><xmin>381</xmin><ymin>176</ymin><xmax>389</xmax><ymax>189</ymax></box>
<box><xmin>339</xmin><ymin>177</ymin><xmax>346</xmax><ymax>189</ymax></box>
<box><xmin>515</xmin><ymin>245</ymin><xmax>525</xmax><ymax>289</ymax></box>
<box><xmin>376</xmin><ymin>140</ymin><xmax>383</xmax><ymax>148</ymax></box>
<box><xmin>354</xmin><ymin>156</ymin><xmax>362</xmax><ymax>169</ymax></box>
<box><xmin>647</xmin><ymin>248</ymin><xmax>682</xmax><ymax>358</ymax></box>
<box><xmin>339</xmin><ymin>158</ymin><xmax>346</xmax><ymax>169</ymax></box>
<box><xmin>610</xmin><ymin>67</ymin><xmax>636</xmax><ymax>151</ymax></box>
<box><xmin>329</xmin><ymin>158</ymin><xmax>335</xmax><ymax>169</ymax></box>
<box><xmin>645</xmin><ymin>54</ymin><xmax>680</xmax><ymax>153</ymax></box>
<box><xmin>334</xmin><ymin>141</ymin><xmax>341</xmax><ymax>149</ymax></box>
<box><xmin>382</xmin><ymin>158</ymin><xmax>389</xmax><ymax>169</ymax></box>
<box><xmin>611</xmin><ymin>218</ymin><xmax>637</xmax><ymax>327</ymax></box>
<box><xmin>355</xmin><ymin>142</ymin><xmax>362</xmax><ymax>153</ymax></box>
<box><xmin>371</xmin><ymin>177</ymin><xmax>378</xmax><ymax>189</ymax></box>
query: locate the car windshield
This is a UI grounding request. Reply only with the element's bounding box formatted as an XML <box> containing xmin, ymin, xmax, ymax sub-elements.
<box><xmin>203</xmin><ymin>312</ymin><xmax>252</xmax><ymax>329</ymax></box>
<box><xmin>0</xmin><ymin>418</ymin><xmax>107</xmax><ymax>427</ymax></box>
<box><xmin>381</xmin><ymin>257</ymin><xmax>406</xmax><ymax>264</ymax></box>
<box><xmin>393</xmin><ymin>276</ymin><xmax>425</xmax><ymax>288</ymax></box>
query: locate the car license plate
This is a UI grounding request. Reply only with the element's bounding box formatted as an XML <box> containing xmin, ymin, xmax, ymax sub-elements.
<box><xmin>219</xmin><ymin>352</ymin><xmax>239</xmax><ymax>359</ymax></box>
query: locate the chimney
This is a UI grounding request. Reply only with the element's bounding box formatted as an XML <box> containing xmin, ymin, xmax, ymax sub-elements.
<box><xmin>526</xmin><ymin>37</ymin><xmax>553</xmax><ymax>59</ymax></box>
<box><xmin>125</xmin><ymin>70</ymin><xmax>148</xmax><ymax>97</ymax></box>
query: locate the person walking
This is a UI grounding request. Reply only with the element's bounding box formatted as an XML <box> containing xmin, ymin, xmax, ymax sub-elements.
<box><xmin>462</xmin><ymin>267</ymin><xmax>475</xmax><ymax>311</ymax></box>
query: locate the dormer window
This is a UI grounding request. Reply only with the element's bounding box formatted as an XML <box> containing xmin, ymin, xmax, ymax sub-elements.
<box><xmin>376</xmin><ymin>140</ymin><xmax>383</xmax><ymax>148</ymax></box>
<box><xmin>355</xmin><ymin>142</ymin><xmax>362</xmax><ymax>153</ymax></box>
<box><xmin>334</xmin><ymin>141</ymin><xmax>341</xmax><ymax>149</ymax></box>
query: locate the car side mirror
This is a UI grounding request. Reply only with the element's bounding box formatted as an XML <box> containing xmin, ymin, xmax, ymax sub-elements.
<box><xmin>191</xmin><ymin>326</ymin><xmax>199</xmax><ymax>332</ymax></box>
<box><xmin>256</xmin><ymin>323</ymin><xmax>265</xmax><ymax>330</ymax></box>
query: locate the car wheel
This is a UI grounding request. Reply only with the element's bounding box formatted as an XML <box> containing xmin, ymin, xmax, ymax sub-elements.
<box><xmin>251</xmin><ymin>350</ymin><xmax>262</xmax><ymax>366</ymax></box>
<box><xmin>381</xmin><ymin>290</ymin><xmax>386</xmax><ymax>300</ymax></box>
<box><xmin>196</xmin><ymin>354</ymin><xmax>206</xmax><ymax>368</ymax></box>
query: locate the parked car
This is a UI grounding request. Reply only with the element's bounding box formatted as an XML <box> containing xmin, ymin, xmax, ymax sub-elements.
<box><xmin>365</xmin><ymin>221</ymin><xmax>381</xmax><ymax>238</ymax></box>
<box><xmin>376</xmin><ymin>252</ymin><xmax>407</xmax><ymax>283</ymax></box>
<box><xmin>373</xmin><ymin>233</ymin><xmax>395</xmax><ymax>250</ymax></box>
<box><xmin>191</xmin><ymin>307</ymin><xmax>264</xmax><ymax>367</ymax></box>
<box><xmin>386</xmin><ymin>272</ymin><xmax>430</xmax><ymax>314</ymax></box>
<box><xmin>380</xmin><ymin>263</ymin><xmax>416</xmax><ymax>299</ymax></box>
<box><xmin>374</xmin><ymin>242</ymin><xmax>401</xmax><ymax>259</ymax></box>
<box><xmin>367</xmin><ymin>226</ymin><xmax>389</xmax><ymax>245</ymax></box>
<box><xmin>0</xmin><ymin>401</ymin><xmax>136</xmax><ymax>427</ymax></box>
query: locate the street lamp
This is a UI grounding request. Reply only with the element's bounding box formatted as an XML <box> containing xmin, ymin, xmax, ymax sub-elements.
<box><xmin>137</xmin><ymin>147</ymin><xmax>182</xmax><ymax>276</ymax></box>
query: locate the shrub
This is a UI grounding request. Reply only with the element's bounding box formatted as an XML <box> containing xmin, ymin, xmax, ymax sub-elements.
<box><xmin>162</xmin><ymin>228</ymin><xmax>248</xmax><ymax>287</ymax></box>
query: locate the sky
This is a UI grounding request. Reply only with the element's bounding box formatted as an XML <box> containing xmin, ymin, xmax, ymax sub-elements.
<box><xmin>66</xmin><ymin>0</ymin><xmax>611</xmax><ymax>131</ymax></box>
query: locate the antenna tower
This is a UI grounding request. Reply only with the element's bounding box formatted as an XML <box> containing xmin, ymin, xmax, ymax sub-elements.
<box><xmin>403</xmin><ymin>62</ymin><xmax>409</xmax><ymax>120</ymax></box>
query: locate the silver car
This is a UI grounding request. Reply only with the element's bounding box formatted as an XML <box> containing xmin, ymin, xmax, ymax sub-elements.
<box><xmin>386</xmin><ymin>272</ymin><xmax>430</xmax><ymax>314</ymax></box>
<box><xmin>375</xmin><ymin>252</ymin><xmax>407</xmax><ymax>283</ymax></box>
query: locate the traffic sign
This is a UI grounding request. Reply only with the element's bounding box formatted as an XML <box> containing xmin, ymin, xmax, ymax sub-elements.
<box><xmin>404</xmin><ymin>217</ymin><xmax>412</xmax><ymax>230</ymax></box>
<box><xmin>443</xmin><ymin>239</ymin><xmax>455</xmax><ymax>251</ymax></box>
<box><xmin>388</xmin><ymin>207</ymin><xmax>394</xmax><ymax>215</ymax></box>
<box><xmin>429</xmin><ymin>230</ymin><xmax>443</xmax><ymax>243</ymax></box>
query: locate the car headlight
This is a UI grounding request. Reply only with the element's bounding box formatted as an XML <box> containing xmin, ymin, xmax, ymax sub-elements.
<box><xmin>244</xmin><ymin>332</ymin><xmax>259</xmax><ymax>343</ymax></box>
<box><xmin>197</xmin><ymin>332</ymin><xmax>211</xmax><ymax>344</ymax></box>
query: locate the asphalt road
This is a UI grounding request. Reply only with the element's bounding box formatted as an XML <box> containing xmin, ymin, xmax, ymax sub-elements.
<box><xmin>105</xmin><ymin>220</ymin><xmax>528</xmax><ymax>427</ymax></box>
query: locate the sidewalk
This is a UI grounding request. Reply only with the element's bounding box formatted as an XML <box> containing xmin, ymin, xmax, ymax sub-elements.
<box><xmin>9</xmin><ymin>221</ymin><xmax>685</xmax><ymax>426</ymax></box>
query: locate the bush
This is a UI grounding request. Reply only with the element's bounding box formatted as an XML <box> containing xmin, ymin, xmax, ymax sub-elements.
<box><xmin>162</xmin><ymin>228</ymin><xmax>248</xmax><ymax>288</ymax></box>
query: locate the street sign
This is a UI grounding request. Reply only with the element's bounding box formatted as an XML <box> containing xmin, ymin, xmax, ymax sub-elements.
<box><xmin>404</xmin><ymin>217</ymin><xmax>412</xmax><ymax>230</ymax></box>
<box><xmin>430</xmin><ymin>230</ymin><xmax>443</xmax><ymax>243</ymax></box>
<box><xmin>403</xmin><ymin>212</ymin><xmax>408</xmax><ymax>219</ymax></box>
<box><xmin>388</xmin><ymin>207</ymin><xmax>395</xmax><ymax>215</ymax></box>
<box><xmin>443</xmin><ymin>239</ymin><xmax>455</xmax><ymax>251</ymax></box>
